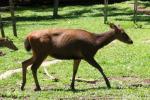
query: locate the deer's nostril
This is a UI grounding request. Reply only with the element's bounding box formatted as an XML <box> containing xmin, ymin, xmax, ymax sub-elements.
<box><xmin>15</xmin><ymin>48</ymin><xmax>18</xmax><ymax>50</ymax></box>
<box><xmin>129</xmin><ymin>40</ymin><xmax>133</xmax><ymax>44</ymax></box>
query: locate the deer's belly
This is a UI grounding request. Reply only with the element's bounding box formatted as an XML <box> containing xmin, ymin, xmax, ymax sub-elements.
<box><xmin>48</xmin><ymin>50</ymin><xmax>83</xmax><ymax>60</ymax></box>
<box><xmin>50</xmin><ymin>54</ymin><xmax>83</xmax><ymax>59</ymax></box>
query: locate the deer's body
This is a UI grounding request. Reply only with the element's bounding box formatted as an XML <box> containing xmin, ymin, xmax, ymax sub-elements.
<box><xmin>21</xmin><ymin>24</ymin><xmax>133</xmax><ymax>91</ymax></box>
<box><xmin>26</xmin><ymin>29</ymin><xmax>99</xmax><ymax>60</ymax></box>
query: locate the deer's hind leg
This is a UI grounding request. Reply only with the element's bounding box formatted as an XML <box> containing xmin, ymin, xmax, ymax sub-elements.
<box><xmin>21</xmin><ymin>57</ymin><xmax>35</xmax><ymax>91</ymax></box>
<box><xmin>71</xmin><ymin>59</ymin><xmax>81</xmax><ymax>90</ymax></box>
<box><xmin>31</xmin><ymin>54</ymin><xmax>47</xmax><ymax>91</ymax></box>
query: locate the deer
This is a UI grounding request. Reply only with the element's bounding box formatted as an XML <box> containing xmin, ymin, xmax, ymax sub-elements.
<box><xmin>21</xmin><ymin>23</ymin><xmax>133</xmax><ymax>91</ymax></box>
<box><xmin>0</xmin><ymin>37</ymin><xmax>18</xmax><ymax>56</ymax></box>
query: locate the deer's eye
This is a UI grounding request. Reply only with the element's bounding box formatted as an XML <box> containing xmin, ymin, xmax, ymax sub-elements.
<box><xmin>123</xmin><ymin>33</ymin><xmax>129</xmax><ymax>38</ymax></box>
<box><xmin>121</xmin><ymin>30</ymin><xmax>125</xmax><ymax>33</ymax></box>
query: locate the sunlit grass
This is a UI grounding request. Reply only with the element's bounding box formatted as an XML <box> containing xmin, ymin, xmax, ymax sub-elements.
<box><xmin>0</xmin><ymin>1</ymin><xmax>150</xmax><ymax>99</ymax></box>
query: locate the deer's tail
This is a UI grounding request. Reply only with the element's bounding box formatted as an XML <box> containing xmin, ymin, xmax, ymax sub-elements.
<box><xmin>24</xmin><ymin>37</ymin><xmax>31</xmax><ymax>51</ymax></box>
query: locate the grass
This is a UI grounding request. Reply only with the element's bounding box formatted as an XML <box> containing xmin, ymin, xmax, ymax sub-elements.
<box><xmin>0</xmin><ymin>0</ymin><xmax>150</xmax><ymax>99</ymax></box>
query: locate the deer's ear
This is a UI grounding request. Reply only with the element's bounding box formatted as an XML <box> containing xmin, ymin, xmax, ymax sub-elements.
<box><xmin>5</xmin><ymin>37</ymin><xmax>8</xmax><ymax>41</ymax></box>
<box><xmin>109</xmin><ymin>23</ymin><xmax>118</xmax><ymax>29</ymax></box>
<box><xmin>5</xmin><ymin>37</ymin><xmax>9</xmax><ymax>40</ymax></box>
<box><xmin>6</xmin><ymin>37</ymin><xmax>12</xmax><ymax>41</ymax></box>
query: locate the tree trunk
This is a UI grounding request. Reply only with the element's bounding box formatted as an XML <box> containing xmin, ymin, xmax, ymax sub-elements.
<box><xmin>53</xmin><ymin>0</ymin><xmax>59</xmax><ymax>18</ymax></box>
<box><xmin>9</xmin><ymin>0</ymin><xmax>17</xmax><ymax>37</ymax></box>
<box><xmin>134</xmin><ymin>0</ymin><xmax>138</xmax><ymax>23</ymax></box>
<box><xmin>0</xmin><ymin>15</ymin><xmax>5</xmax><ymax>37</ymax></box>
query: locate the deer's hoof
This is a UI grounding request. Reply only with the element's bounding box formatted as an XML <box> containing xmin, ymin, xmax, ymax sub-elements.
<box><xmin>70</xmin><ymin>86</ymin><xmax>76</xmax><ymax>91</ymax></box>
<box><xmin>34</xmin><ymin>87</ymin><xmax>41</xmax><ymax>91</ymax></box>
<box><xmin>52</xmin><ymin>77</ymin><xmax>59</xmax><ymax>82</ymax></box>
<box><xmin>21</xmin><ymin>86</ymin><xmax>25</xmax><ymax>91</ymax></box>
<box><xmin>71</xmin><ymin>88</ymin><xmax>76</xmax><ymax>91</ymax></box>
<box><xmin>107</xmin><ymin>85</ymin><xmax>111</xmax><ymax>89</ymax></box>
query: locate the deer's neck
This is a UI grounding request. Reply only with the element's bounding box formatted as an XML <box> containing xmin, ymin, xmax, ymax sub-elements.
<box><xmin>95</xmin><ymin>30</ymin><xmax>116</xmax><ymax>49</ymax></box>
<box><xmin>0</xmin><ymin>44</ymin><xmax>6</xmax><ymax>47</ymax></box>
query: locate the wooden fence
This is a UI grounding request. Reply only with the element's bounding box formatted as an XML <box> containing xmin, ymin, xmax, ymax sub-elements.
<box><xmin>0</xmin><ymin>0</ymin><xmax>17</xmax><ymax>37</ymax></box>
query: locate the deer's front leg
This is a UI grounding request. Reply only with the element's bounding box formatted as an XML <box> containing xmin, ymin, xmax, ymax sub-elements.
<box><xmin>85</xmin><ymin>58</ymin><xmax>111</xmax><ymax>89</ymax></box>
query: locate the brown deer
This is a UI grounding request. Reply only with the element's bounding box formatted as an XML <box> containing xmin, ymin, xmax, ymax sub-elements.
<box><xmin>21</xmin><ymin>23</ymin><xmax>133</xmax><ymax>91</ymax></box>
<box><xmin>0</xmin><ymin>37</ymin><xmax>18</xmax><ymax>56</ymax></box>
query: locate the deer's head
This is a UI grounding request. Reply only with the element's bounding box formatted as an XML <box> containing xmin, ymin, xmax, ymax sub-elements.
<box><xmin>0</xmin><ymin>38</ymin><xmax>18</xmax><ymax>50</ymax></box>
<box><xmin>109</xmin><ymin>23</ymin><xmax>133</xmax><ymax>44</ymax></box>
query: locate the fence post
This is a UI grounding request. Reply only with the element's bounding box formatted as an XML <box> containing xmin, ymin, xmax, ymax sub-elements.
<box><xmin>134</xmin><ymin>0</ymin><xmax>138</xmax><ymax>23</ymax></box>
<box><xmin>0</xmin><ymin>15</ymin><xmax>5</xmax><ymax>37</ymax></box>
<box><xmin>9</xmin><ymin>0</ymin><xmax>17</xmax><ymax>37</ymax></box>
<box><xmin>104</xmin><ymin>0</ymin><xmax>108</xmax><ymax>24</ymax></box>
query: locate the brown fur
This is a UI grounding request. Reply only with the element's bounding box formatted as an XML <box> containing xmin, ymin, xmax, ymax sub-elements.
<box><xmin>21</xmin><ymin>24</ymin><xmax>133</xmax><ymax>91</ymax></box>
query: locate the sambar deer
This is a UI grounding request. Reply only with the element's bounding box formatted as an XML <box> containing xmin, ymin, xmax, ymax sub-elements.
<box><xmin>0</xmin><ymin>37</ymin><xmax>18</xmax><ymax>56</ymax></box>
<box><xmin>21</xmin><ymin>23</ymin><xmax>133</xmax><ymax>91</ymax></box>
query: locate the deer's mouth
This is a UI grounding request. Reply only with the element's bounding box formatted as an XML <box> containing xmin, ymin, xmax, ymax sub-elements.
<box><xmin>128</xmin><ymin>40</ymin><xmax>133</xmax><ymax>44</ymax></box>
<box><xmin>11</xmin><ymin>47</ymin><xmax>18</xmax><ymax>51</ymax></box>
<box><xmin>14</xmin><ymin>48</ymin><xmax>18</xmax><ymax>50</ymax></box>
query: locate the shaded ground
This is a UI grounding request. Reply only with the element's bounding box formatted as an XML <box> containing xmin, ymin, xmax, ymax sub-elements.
<box><xmin>109</xmin><ymin>76</ymin><xmax>150</xmax><ymax>87</ymax></box>
<box><xmin>40</xmin><ymin>76</ymin><xmax>150</xmax><ymax>93</ymax></box>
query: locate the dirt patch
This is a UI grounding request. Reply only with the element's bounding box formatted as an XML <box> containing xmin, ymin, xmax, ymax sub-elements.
<box><xmin>0</xmin><ymin>69</ymin><xmax>22</xmax><ymax>80</ymax></box>
<box><xmin>75</xmin><ymin>77</ymin><xmax>98</xmax><ymax>84</ymax></box>
<box><xmin>110</xmin><ymin>76</ymin><xmax>150</xmax><ymax>85</ymax></box>
<box><xmin>75</xmin><ymin>76</ymin><xmax>150</xmax><ymax>87</ymax></box>
<box><xmin>143</xmin><ymin>39</ymin><xmax>150</xmax><ymax>44</ymax></box>
<box><xmin>143</xmin><ymin>79</ymin><xmax>150</xmax><ymax>84</ymax></box>
<box><xmin>0</xmin><ymin>60</ymin><xmax>62</xmax><ymax>80</ymax></box>
<box><xmin>129</xmin><ymin>3</ymin><xmax>150</xmax><ymax>15</ymax></box>
<box><xmin>0</xmin><ymin>51</ymin><xmax>5</xmax><ymax>56</ymax></box>
<box><xmin>137</xmin><ymin>8</ymin><xmax>150</xmax><ymax>15</ymax></box>
<box><xmin>109</xmin><ymin>76</ymin><xmax>141</xmax><ymax>83</ymax></box>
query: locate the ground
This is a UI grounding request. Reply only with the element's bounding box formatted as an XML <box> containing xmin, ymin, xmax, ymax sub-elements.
<box><xmin>0</xmin><ymin>0</ymin><xmax>150</xmax><ymax>99</ymax></box>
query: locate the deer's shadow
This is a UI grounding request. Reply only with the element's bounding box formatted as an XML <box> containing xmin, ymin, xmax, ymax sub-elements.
<box><xmin>41</xmin><ymin>86</ymin><xmax>123</xmax><ymax>93</ymax></box>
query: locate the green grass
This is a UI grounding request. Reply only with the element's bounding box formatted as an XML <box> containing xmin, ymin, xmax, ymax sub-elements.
<box><xmin>0</xmin><ymin>0</ymin><xmax>150</xmax><ymax>99</ymax></box>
